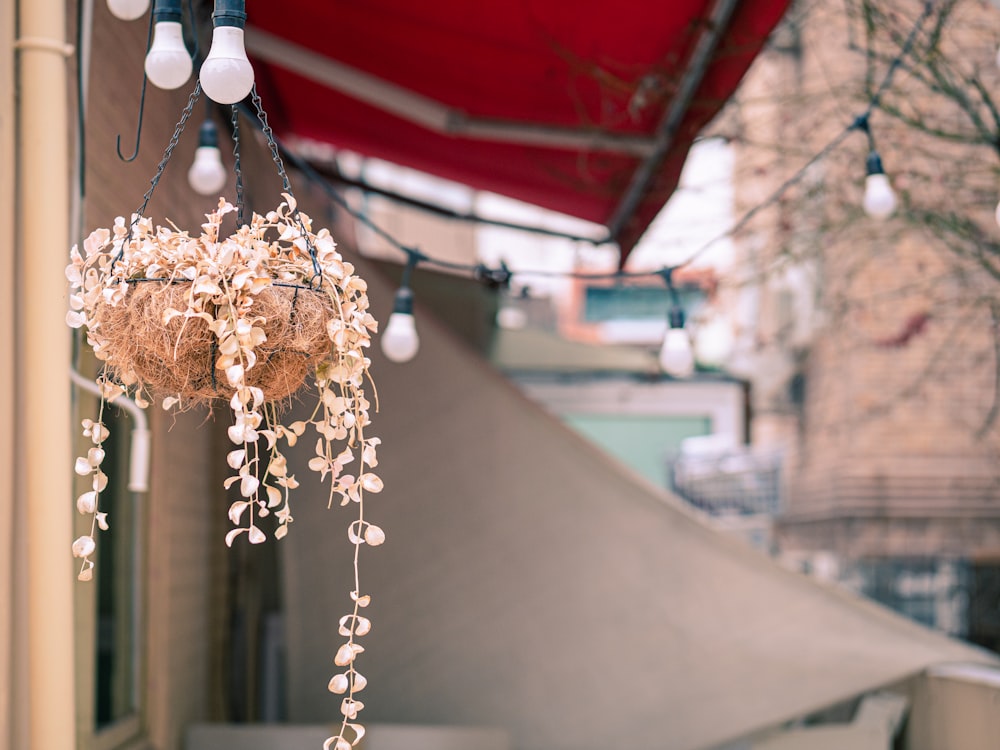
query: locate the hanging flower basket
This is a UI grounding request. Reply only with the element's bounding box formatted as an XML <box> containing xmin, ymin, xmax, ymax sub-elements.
<box><xmin>67</xmin><ymin>192</ymin><xmax>384</xmax><ymax>544</ymax></box>
<box><xmin>68</xmin><ymin>197</ymin><xmax>365</xmax><ymax>405</ymax></box>
<box><xmin>67</xmin><ymin>84</ymin><xmax>384</xmax><ymax>750</ymax></box>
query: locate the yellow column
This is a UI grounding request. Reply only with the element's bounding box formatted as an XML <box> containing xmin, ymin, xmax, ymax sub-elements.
<box><xmin>16</xmin><ymin>0</ymin><xmax>75</xmax><ymax>747</ymax></box>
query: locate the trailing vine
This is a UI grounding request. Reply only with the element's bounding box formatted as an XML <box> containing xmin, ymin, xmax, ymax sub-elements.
<box><xmin>67</xmin><ymin>195</ymin><xmax>384</xmax><ymax>746</ymax></box>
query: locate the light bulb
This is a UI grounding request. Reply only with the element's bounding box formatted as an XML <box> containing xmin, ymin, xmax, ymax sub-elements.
<box><xmin>496</xmin><ymin>305</ymin><xmax>528</xmax><ymax>330</ymax></box>
<box><xmin>694</xmin><ymin>317</ymin><xmax>734</xmax><ymax>369</ymax></box>
<box><xmin>863</xmin><ymin>173</ymin><xmax>897</xmax><ymax>219</ymax></box>
<box><xmin>107</xmin><ymin>0</ymin><xmax>150</xmax><ymax>20</ymax></box>
<box><xmin>863</xmin><ymin>151</ymin><xmax>896</xmax><ymax>220</ymax></box>
<box><xmin>188</xmin><ymin>147</ymin><xmax>228</xmax><ymax>195</ymax></box>
<box><xmin>144</xmin><ymin>1</ymin><xmax>192</xmax><ymax>90</ymax></box>
<box><xmin>187</xmin><ymin>121</ymin><xmax>228</xmax><ymax>195</ymax></box>
<box><xmin>659</xmin><ymin>306</ymin><xmax>694</xmax><ymax>378</ymax></box>
<box><xmin>381</xmin><ymin>288</ymin><xmax>419</xmax><ymax>363</ymax></box>
<box><xmin>200</xmin><ymin>2</ymin><xmax>254</xmax><ymax>104</ymax></box>
<box><xmin>382</xmin><ymin>313</ymin><xmax>419</xmax><ymax>363</ymax></box>
<box><xmin>200</xmin><ymin>26</ymin><xmax>254</xmax><ymax>104</ymax></box>
<box><xmin>659</xmin><ymin>328</ymin><xmax>695</xmax><ymax>378</ymax></box>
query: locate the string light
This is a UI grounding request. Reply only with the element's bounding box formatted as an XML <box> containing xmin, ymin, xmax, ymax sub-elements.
<box><xmin>236</xmin><ymin>104</ymin><xmax>913</xmax><ymax>296</ymax></box>
<box><xmin>657</xmin><ymin>269</ymin><xmax>695</xmax><ymax>378</ymax></box>
<box><xmin>496</xmin><ymin>288</ymin><xmax>530</xmax><ymax>330</ymax></box>
<box><xmin>237</xmin><ymin>115</ymin><xmax>683</xmax><ymax>289</ymax></box>
<box><xmin>660</xmin><ymin>324</ymin><xmax>695</xmax><ymax>378</ymax></box>
<box><xmin>187</xmin><ymin>120</ymin><xmax>228</xmax><ymax>195</ymax></box>
<box><xmin>144</xmin><ymin>0</ymin><xmax>192</xmax><ymax>90</ymax></box>
<box><xmin>496</xmin><ymin>306</ymin><xmax>529</xmax><ymax>330</ymax></box>
<box><xmin>863</xmin><ymin>151</ymin><xmax>897</xmax><ymax>219</ymax></box>
<box><xmin>854</xmin><ymin>115</ymin><xmax>897</xmax><ymax>220</ymax></box>
<box><xmin>694</xmin><ymin>315</ymin><xmax>735</xmax><ymax>369</ymax></box>
<box><xmin>380</xmin><ymin>250</ymin><xmax>422</xmax><ymax>363</ymax></box>
<box><xmin>222</xmin><ymin>2</ymin><xmax>936</xmax><ymax>367</ymax></box>
<box><xmin>107</xmin><ymin>0</ymin><xmax>150</xmax><ymax>21</ymax></box>
<box><xmin>200</xmin><ymin>0</ymin><xmax>255</xmax><ymax>104</ymax></box>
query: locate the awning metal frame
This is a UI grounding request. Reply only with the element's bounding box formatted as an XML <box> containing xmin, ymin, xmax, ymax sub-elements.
<box><xmin>245</xmin><ymin>27</ymin><xmax>658</xmax><ymax>157</ymax></box>
<box><xmin>604</xmin><ymin>0</ymin><xmax>740</xmax><ymax>241</ymax></box>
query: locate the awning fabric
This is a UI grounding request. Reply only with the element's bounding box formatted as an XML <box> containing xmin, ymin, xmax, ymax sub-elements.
<box><xmin>245</xmin><ymin>0</ymin><xmax>790</xmax><ymax>261</ymax></box>
<box><xmin>280</xmin><ymin>261</ymin><xmax>994</xmax><ymax>750</ymax></box>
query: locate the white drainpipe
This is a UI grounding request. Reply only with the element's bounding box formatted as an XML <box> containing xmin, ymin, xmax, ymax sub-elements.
<box><xmin>69</xmin><ymin>369</ymin><xmax>151</xmax><ymax>492</ymax></box>
<box><xmin>16</xmin><ymin>0</ymin><xmax>76</xmax><ymax>747</ymax></box>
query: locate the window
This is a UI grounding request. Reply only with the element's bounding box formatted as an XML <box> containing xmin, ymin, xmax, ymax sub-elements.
<box><xmin>74</xmin><ymin>380</ymin><xmax>146</xmax><ymax>750</ymax></box>
<box><xmin>582</xmin><ymin>284</ymin><xmax>705</xmax><ymax>324</ymax></box>
<box><xmin>94</xmin><ymin>405</ymin><xmax>140</xmax><ymax>729</ymax></box>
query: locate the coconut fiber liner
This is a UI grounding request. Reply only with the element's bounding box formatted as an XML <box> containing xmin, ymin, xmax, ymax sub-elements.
<box><xmin>95</xmin><ymin>280</ymin><xmax>336</xmax><ymax>405</ymax></box>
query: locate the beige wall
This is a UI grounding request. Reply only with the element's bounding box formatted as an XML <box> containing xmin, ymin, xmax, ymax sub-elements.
<box><xmin>905</xmin><ymin>665</ymin><xmax>1000</xmax><ymax>750</ymax></box>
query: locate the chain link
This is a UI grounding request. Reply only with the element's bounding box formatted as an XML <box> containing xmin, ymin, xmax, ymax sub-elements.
<box><xmin>112</xmin><ymin>82</ymin><xmax>322</xmax><ymax>288</ymax></box>
<box><xmin>250</xmin><ymin>84</ymin><xmax>322</xmax><ymax>283</ymax></box>
<box><xmin>231</xmin><ymin>104</ymin><xmax>246</xmax><ymax>227</ymax></box>
<box><xmin>115</xmin><ymin>82</ymin><xmax>203</xmax><ymax>263</ymax></box>
<box><xmin>250</xmin><ymin>85</ymin><xmax>292</xmax><ymax>195</ymax></box>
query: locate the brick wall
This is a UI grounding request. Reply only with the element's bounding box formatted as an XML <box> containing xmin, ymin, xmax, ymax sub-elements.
<box><xmin>726</xmin><ymin>0</ymin><xmax>1000</xmax><ymax>561</ymax></box>
<box><xmin>84</xmin><ymin>2</ymin><xmax>228</xmax><ymax>747</ymax></box>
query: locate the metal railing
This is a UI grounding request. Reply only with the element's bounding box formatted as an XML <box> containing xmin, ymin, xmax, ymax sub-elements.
<box><xmin>669</xmin><ymin>448</ymin><xmax>783</xmax><ymax>517</ymax></box>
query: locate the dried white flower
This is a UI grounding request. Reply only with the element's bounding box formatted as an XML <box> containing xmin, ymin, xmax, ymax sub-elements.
<box><xmin>340</xmin><ymin>699</ymin><xmax>364</xmax><ymax>720</ymax></box>
<box><xmin>68</xmin><ymin>197</ymin><xmax>387</xmax><ymax>744</ymax></box>
<box><xmin>72</xmin><ymin>535</ymin><xmax>96</xmax><ymax>558</ymax></box>
<box><xmin>322</xmin><ymin>737</ymin><xmax>351</xmax><ymax>750</ymax></box>
<box><xmin>76</xmin><ymin>491</ymin><xmax>97</xmax><ymax>514</ymax></box>
<box><xmin>334</xmin><ymin>642</ymin><xmax>362</xmax><ymax>667</ymax></box>
<box><xmin>77</xmin><ymin>561</ymin><xmax>94</xmax><ymax>582</ymax></box>
<box><xmin>364</xmin><ymin>525</ymin><xmax>385</xmax><ymax>546</ymax></box>
<box><xmin>328</xmin><ymin>673</ymin><xmax>350</xmax><ymax>694</ymax></box>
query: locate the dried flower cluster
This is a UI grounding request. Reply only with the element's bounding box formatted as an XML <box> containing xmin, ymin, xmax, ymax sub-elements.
<box><xmin>67</xmin><ymin>197</ymin><xmax>384</xmax><ymax>746</ymax></box>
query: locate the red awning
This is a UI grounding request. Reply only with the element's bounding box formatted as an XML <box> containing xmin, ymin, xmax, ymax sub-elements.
<box><xmin>244</xmin><ymin>0</ymin><xmax>789</xmax><ymax>262</ymax></box>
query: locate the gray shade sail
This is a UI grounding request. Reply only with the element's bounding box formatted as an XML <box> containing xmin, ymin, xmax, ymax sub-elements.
<box><xmin>280</xmin><ymin>267</ymin><xmax>992</xmax><ymax>750</ymax></box>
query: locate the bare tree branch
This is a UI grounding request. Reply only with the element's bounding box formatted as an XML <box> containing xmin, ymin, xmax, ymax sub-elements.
<box><xmin>977</xmin><ymin>301</ymin><xmax>1000</xmax><ymax>438</ymax></box>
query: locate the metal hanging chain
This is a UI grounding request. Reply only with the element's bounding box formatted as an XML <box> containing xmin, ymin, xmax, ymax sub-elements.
<box><xmin>249</xmin><ymin>84</ymin><xmax>323</xmax><ymax>283</ymax></box>
<box><xmin>249</xmin><ymin>84</ymin><xmax>294</xmax><ymax>197</ymax></box>
<box><xmin>115</xmin><ymin>81</ymin><xmax>203</xmax><ymax>263</ymax></box>
<box><xmin>231</xmin><ymin>104</ymin><xmax>246</xmax><ymax>228</ymax></box>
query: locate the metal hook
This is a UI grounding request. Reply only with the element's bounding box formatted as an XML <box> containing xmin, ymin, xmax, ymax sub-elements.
<box><xmin>115</xmin><ymin>9</ymin><xmax>155</xmax><ymax>162</ymax></box>
<box><xmin>116</xmin><ymin>75</ymin><xmax>148</xmax><ymax>162</ymax></box>
<box><xmin>115</xmin><ymin>0</ymin><xmax>199</xmax><ymax>162</ymax></box>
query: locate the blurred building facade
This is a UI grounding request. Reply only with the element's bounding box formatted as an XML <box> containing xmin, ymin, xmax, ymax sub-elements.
<box><xmin>723</xmin><ymin>0</ymin><xmax>1000</xmax><ymax>651</ymax></box>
